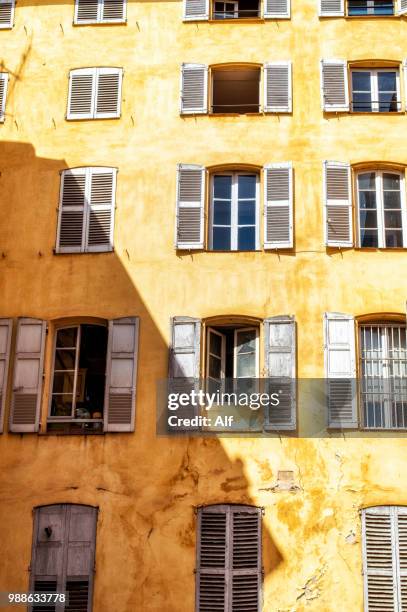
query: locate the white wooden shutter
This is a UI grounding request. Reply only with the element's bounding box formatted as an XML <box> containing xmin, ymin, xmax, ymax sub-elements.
<box><xmin>95</xmin><ymin>67</ymin><xmax>122</xmax><ymax>119</ymax></box>
<box><xmin>104</xmin><ymin>317</ymin><xmax>139</xmax><ymax>432</ymax></box>
<box><xmin>67</xmin><ymin>68</ymin><xmax>96</xmax><ymax>120</ymax></box>
<box><xmin>183</xmin><ymin>0</ymin><xmax>209</xmax><ymax>20</ymax></box>
<box><xmin>102</xmin><ymin>0</ymin><xmax>126</xmax><ymax>21</ymax></box>
<box><xmin>264</xmin><ymin>0</ymin><xmax>290</xmax><ymax>18</ymax></box>
<box><xmin>323</xmin><ymin>161</ymin><xmax>353</xmax><ymax>247</ymax></box>
<box><xmin>10</xmin><ymin>318</ymin><xmax>46</xmax><ymax>433</ymax></box>
<box><xmin>319</xmin><ymin>0</ymin><xmax>344</xmax><ymax>17</ymax></box>
<box><xmin>86</xmin><ymin>168</ymin><xmax>116</xmax><ymax>252</ymax></box>
<box><xmin>264</xmin><ymin>316</ymin><xmax>296</xmax><ymax>430</ymax></box>
<box><xmin>320</xmin><ymin>60</ymin><xmax>349</xmax><ymax>111</ymax></box>
<box><xmin>169</xmin><ymin>317</ymin><xmax>201</xmax><ymax>378</ymax></box>
<box><xmin>180</xmin><ymin>64</ymin><xmax>208</xmax><ymax>114</ymax></box>
<box><xmin>0</xmin><ymin>0</ymin><xmax>14</xmax><ymax>28</ymax></box>
<box><xmin>398</xmin><ymin>0</ymin><xmax>407</xmax><ymax>14</ymax></box>
<box><xmin>56</xmin><ymin>169</ymin><xmax>87</xmax><ymax>253</ymax></box>
<box><xmin>75</xmin><ymin>0</ymin><xmax>126</xmax><ymax>23</ymax></box>
<box><xmin>0</xmin><ymin>319</ymin><xmax>12</xmax><ymax>434</ymax></box>
<box><xmin>324</xmin><ymin>312</ymin><xmax>357</xmax><ymax>428</ymax></box>
<box><xmin>74</xmin><ymin>0</ymin><xmax>99</xmax><ymax>23</ymax></box>
<box><xmin>264</xmin><ymin>62</ymin><xmax>292</xmax><ymax>112</ymax></box>
<box><xmin>0</xmin><ymin>73</ymin><xmax>9</xmax><ymax>122</ymax></box>
<box><xmin>175</xmin><ymin>164</ymin><xmax>205</xmax><ymax>249</ymax></box>
<box><xmin>397</xmin><ymin>506</ymin><xmax>407</xmax><ymax>610</ymax></box>
<box><xmin>263</xmin><ymin>163</ymin><xmax>293</xmax><ymax>249</ymax></box>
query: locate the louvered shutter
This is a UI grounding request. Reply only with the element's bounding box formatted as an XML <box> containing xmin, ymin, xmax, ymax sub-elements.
<box><xmin>399</xmin><ymin>0</ymin><xmax>407</xmax><ymax>14</ymax></box>
<box><xmin>30</xmin><ymin>505</ymin><xmax>66</xmax><ymax>598</ymax></box>
<box><xmin>0</xmin><ymin>73</ymin><xmax>9</xmax><ymax>122</ymax></box>
<box><xmin>67</xmin><ymin>69</ymin><xmax>96</xmax><ymax>120</ymax></box>
<box><xmin>176</xmin><ymin>164</ymin><xmax>205</xmax><ymax>249</ymax></box>
<box><xmin>264</xmin><ymin>62</ymin><xmax>292</xmax><ymax>112</ymax></box>
<box><xmin>65</xmin><ymin>505</ymin><xmax>97</xmax><ymax>612</ymax></box>
<box><xmin>264</xmin><ymin>0</ymin><xmax>290</xmax><ymax>18</ymax></box>
<box><xmin>56</xmin><ymin>169</ymin><xmax>87</xmax><ymax>253</ymax></box>
<box><xmin>263</xmin><ymin>163</ymin><xmax>293</xmax><ymax>249</ymax></box>
<box><xmin>320</xmin><ymin>60</ymin><xmax>349</xmax><ymax>111</ymax></box>
<box><xmin>264</xmin><ymin>316</ymin><xmax>296</xmax><ymax>431</ymax></box>
<box><xmin>102</xmin><ymin>0</ymin><xmax>126</xmax><ymax>21</ymax></box>
<box><xmin>180</xmin><ymin>64</ymin><xmax>208</xmax><ymax>114</ymax></box>
<box><xmin>104</xmin><ymin>317</ymin><xmax>139</xmax><ymax>432</ymax></box>
<box><xmin>324</xmin><ymin>312</ymin><xmax>357</xmax><ymax>428</ymax></box>
<box><xmin>86</xmin><ymin>168</ymin><xmax>116</xmax><ymax>252</ymax></box>
<box><xmin>397</xmin><ymin>506</ymin><xmax>407</xmax><ymax>610</ymax></box>
<box><xmin>231</xmin><ymin>507</ymin><xmax>262</xmax><ymax>612</ymax></box>
<box><xmin>74</xmin><ymin>0</ymin><xmax>99</xmax><ymax>23</ymax></box>
<box><xmin>404</xmin><ymin>61</ymin><xmax>407</xmax><ymax>111</ymax></box>
<box><xmin>323</xmin><ymin>161</ymin><xmax>353</xmax><ymax>247</ymax></box>
<box><xmin>95</xmin><ymin>67</ymin><xmax>122</xmax><ymax>119</ymax></box>
<box><xmin>0</xmin><ymin>0</ymin><xmax>14</xmax><ymax>28</ymax></box>
<box><xmin>0</xmin><ymin>319</ymin><xmax>12</xmax><ymax>434</ymax></box>
<box><xmin>319</xmin><ymin>0</ymin><xmax>344</xmax><ymax>16</ymax></box>
<box><xmin>10</xmin><ymin>318</ymin><xmax>46</xmax><ymax>433</ymax></box>
<box><xmin>183</xmin><ymin>0</ymin><xmax>209</xmax><ymax>20</ymax></box>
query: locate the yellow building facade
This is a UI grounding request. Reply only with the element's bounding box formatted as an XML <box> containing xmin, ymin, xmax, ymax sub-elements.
<box><xmin>0</xmin><ymin>0</ymin><xmax>407</xmax><ymax>610</ymax></box>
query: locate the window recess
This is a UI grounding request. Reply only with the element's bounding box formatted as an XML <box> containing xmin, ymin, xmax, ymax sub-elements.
<box><xmin>351</xmin><ymin>68</ymin><xmax>401</xmax><ymax>112</ymax></box>
<box><xmin>211</xmin><ymin>66</ymin><xmax>261</xmax><ymax>114</ymax></box>
<box><xmin>213</xmin><ymin>0</ymin><xmax>260</xmax><ymax>19</ymax></box>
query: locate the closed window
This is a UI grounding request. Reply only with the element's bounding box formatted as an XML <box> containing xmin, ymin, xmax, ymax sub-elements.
<box><xmin>67</xmin><ymin>68</ymin><xmax>123</xmax><ymax>120</ymax></box>
<box><xmin>213</xmin><ymin>0</ymin><xmax>260</xmax><ymax>19</ymax></box>
<box><xmin>30</xmin><ymin>504</ymin><xmax>97</xmax><ymax>612</ymax></box>
<box><xmin>362</xmin><ymin>506</ymin><xmax>407</xmax><ymax>612</ymax></box>
<box><xmin>210</xmin><ymin>172</ymin><xmax>259</xmax><ymax>251</ymax></box>
<box><xmin>351</xmin><ymin>68</ymin><xmax>400</xmax><ymax>112</ymax></box>
<box><xmin>360</xmin><ymin>322</ymin><xmax>407</xmax><ymax>429</ymax></box>
<box><xmin>74</xmin><ymin>0</ymin><xmax>126</xmax><ymax>24</ymax></box>
<box><xmin>348</xmin><ymin>0</ymin><xmax>394</xmax><ymax>14</ymax></box>
<box><xmin>357</xmin><ymin>170</ymin><xmax>406</xmax><ymax>248</ymax></box>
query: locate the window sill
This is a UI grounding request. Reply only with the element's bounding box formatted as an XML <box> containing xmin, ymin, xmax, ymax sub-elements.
<box><xmin>349</xmin><ymin>111</ymin><xmax>403</xmax><ymax>115</ymax></box>
<box><xmin>73</xmin><ymin>20</ymin><xmax>127</xmax><ymax>26</ymax></box>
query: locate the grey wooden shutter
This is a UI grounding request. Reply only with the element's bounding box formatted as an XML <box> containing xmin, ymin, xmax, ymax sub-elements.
<box><xmin>264</xmin><ymin>0</ymin><xmax>290</xmax><ymax>18</ymax></box>
<box><xmin>263</xmin><ymin>163</ymin><xmax>293</xmax><ymax>249</ymax></box>
<box><xmin>75</xmin><ymin>0</ymin><xmax>99</xmax><ymax>23</ymax></box>
<box><xmin>319</xmin><ymin>0</ymin><xmax>344</xmax><ymax>16</ymax></box>
<box><xmin>30</xmin><ymin>505</ymin><xmax>66</xmax><ymax>599</ymax></box>
<box><xmin>56</xmin><ymin>169</ymin><xmax>87</xmax><ymax>253</ymax></box>
<box><xmin>399</xmin><ymin>0</ymin><xmax>407</xmax><ymax>14</ymax></box>
<box><xmin>67</xmin><ymin>69</ymin><xmax>96</xmax><ymax>120</ymax></box>
<box><xmin>65</xmin><ymin>505</ymin><xmax>97</xmax><ymax>612</ymax></box>
<box><xmin>95</xmin><ymin>67</ymin><xmax>122</xmax><ymax>118</ymax></box>
<box><xmin>264</xmin><ymin>316</ymin><xmax>296</xmax><ymax>431</ymax></box>
<box><xmin>180</xmin><ymin>64</ymin><xmax>208</xmax><ymax>114</ymax></box>
<box><xmin>320</xmin><ymin>60</ymin><xmax>349</xmax><ymax>111</ymax></box>
<box><xmin>104</xmin><ymin>317</ymin><xmax>139</xmax><ymax>432</ymax></box>
<box><xmin>176</xmin><ymin>164</ymin><xmax>205</xmax><ymax>249</ymax></box>
<box><xmin>169</xmin><ymin>317</ymin><xmax>201</xmax><ymax>379</ymax></box>
<box><xmin>0</xmin><ymin>73</ymin><xmax>9</xmax><ymax>122</ymax></box>
<box><xmin>0</xmin><ymin>0</ymin><xmax>14</xmax><ymax>28</ymax></box>
<box><xmin>183</xmin><ymin>0</ymin><xmax>209</xmax><ymax>20</ymax></box>
<box><xmin>10</xmin><ymin>318</ymin><xmax>46</xmax><ymax>433</ymax></box>
<box><xmin>264</xmin><ymin>62</ymin><xmax>292</xmax><ymax>113</ymax></box>
<box><xmin>324</xmin><ymin>312</ymin><xmax>357</xmax><ymax>428</ymax></box>
<box><xmin>0</xmin><ymin>319</ymin><xmax>12</xmax><ymax>434</ymax></box>
<box><xmin>86</xmin><ymin>168</ymin><xmax>117</xmax><ymax>252</ymax></box>
<box><xmin>102</xmin><ymin>0</ymin><xmax>126</xmax><ymax>21</ymax></box>
<box><xmin>323</xmin><ymin>161</ymin><xmax>353</xmax><ymax>247</ymax></box>
<box><xmin>196</xmin><ymin>505</ymin><xmax>262</xmax><ymax>612</ymax></box>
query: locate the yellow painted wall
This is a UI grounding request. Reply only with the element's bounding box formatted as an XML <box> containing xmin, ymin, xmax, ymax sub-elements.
<box><xmin>0</xmin><ymin>0</ymin><xmax>407</xmax><ymax>610</ymax></box>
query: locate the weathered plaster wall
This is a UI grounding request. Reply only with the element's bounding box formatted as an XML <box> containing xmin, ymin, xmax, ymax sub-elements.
<box><xmin>0</xmin><ymin>1</ymin><xmax>407</xmax><ymax>610</ymax></box>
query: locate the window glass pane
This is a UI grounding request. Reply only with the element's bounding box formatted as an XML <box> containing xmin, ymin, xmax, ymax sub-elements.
<box><xmin>383</xmin><ymin>173</ymin><xmax>400</xmax><ymax>191</ymax></box>
<box><xmin>238</xmin><ymin>226</ymin><xmax>255</xmax><ymax>250</ymax></box>
<box><xmin>360</xmin><ymin>210</ymin><xmax>378</xmax><ymax>228</ymax></box>
<box><xmin>236</xmin><ymin>352</ymin><xmax>256</xmax><ymax>377</ymax></box>
<box><xmin>213</xmin><ymin>200</ymin><xmax>231</xmax><ymax>225</ymax></box>
<box><xmin>358</xmin><ymin>173</ymin><xmax>376</xmax><ymax>189</ymax></box>
<box><xmin>238</xmin><ymin>175</ymin><xmax>256</xmax><ymax>199</ymax></box>
<box><xmin>210</xmin><ymin>332</ymin><xmax>222</xmax><ymax>358</ymax></box>
<box><xmin>51</xmin><ymin>395</ymin><xmax>73</xmax><ymax>417</ymax></box>
<box><xmin>359</xmin><ymin>191</ymin><xmax>377</xmax><ymax>208</ymax></box>
<box><xmin>236</xmin><ymin>330</ymin><xmax>256</xmax><ymax>353</ymax></box>
<box><xmin>209</xmin><ymin>354</ymin><xmax>222</xmax><ymax>379</ymax></box>
<box><xmin>353</xmin><ymin>93</ymin><xmax>372</xmax><ymax>112</ymax></box>
<box><xmin>385</xmin><ymin>229</ymin><xmax>403</xmax><ymax>247</ymax></box>
<box><xmin>378</xmin><ymin>71</ymin><xmax>396</xmax><ymax>92</ymax></box>
<box><xmin>384</xmin><ymin>210</ymin><xmax>402</xmax><ymax>229</ymax></box>
<box><xmin>238</xmin><ymin>201</ymin><xmax>256</xmax><ymax>225</ymax></box>
<box><xmin>52</xmin><ymin>372</ymin><xmax>75</xmax><ymax>394</ymax></box>
<box><xmin>56</xmin><ymin>328</ymin><xmax>77</xmax><ymax>348</ymax></box>
<box><xmin>213</xmin><ymin>227</ymin><xmax>231</xmax><ymax>250</ymax></box>
<box><xmin>214</xmin><ymin>175</ymin><xmax>232</xmax><ymax>199</ymax></box>
<box><xmin>54</xmin><ymin>350</ymin><xmax>76</xmax><ymax>370</ymax></box>
<box><xmin>352</xmin><ymin>72</ymin><xmax>371</xmax><ymax>91</ymax></box>
<box><xmin>379</xmin><ymin>92</ymin><xmax>398</xmax><ymax>112</ymax></box>
<box><xmin>360</xmin><ymin>228</ymin><xmax>378</xmax><ymax>247</ymax></box>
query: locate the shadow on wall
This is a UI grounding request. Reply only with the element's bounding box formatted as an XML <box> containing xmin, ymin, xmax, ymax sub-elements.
<box><xmin>0</xmin><ymin>141</ymin><xmax>283</xmax><ymax>611</ymax></box>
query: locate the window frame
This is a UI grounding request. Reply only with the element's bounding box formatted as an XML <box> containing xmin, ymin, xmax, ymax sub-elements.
<box><xmin>210</xmin><ymin>65</ymin><xmax>262</xmax><ymax>115</ymax></box>
<box><xmin>347</xmin><ymin>0</ymin><xmax>395</xmax><ymax>15</ymax></box>
<box><xmin>74</xmin><ymin>0</ymin><xmax>127</xmax><ymax>24</ymax></box>
<box><xmin>355</xmin><ymin>168</ymin><xmax>407</xmax><ymax>248</ymax></box>
<box><xmin>350</xmin><ymin>67</ymin><xmax>401</xmax><ymax>113</ymax></box>
<box><xmin>209</xmin><ymin>171</ymin><xmax>260</xmax><ymax>251</ymax></box>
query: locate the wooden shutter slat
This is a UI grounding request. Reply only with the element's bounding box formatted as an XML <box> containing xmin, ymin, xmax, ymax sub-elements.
<box><xmin>180</xmin><ymin>64</ymin><xmax>208</xmax><ymax>114</ymax></box>
<box><xmin>183</xmin><ymin>0</ymin><xmax>208</xmax><ymax>20</ymax></box>
<box><xmin>0</xmin><ymin>73</ymin><xmax>8</xmax><ymax>122</ymax></box>
<box><xmin>67</xmin><ymin>70</ymin><xmax>95</xmax><ymax>119</ymax></box>
<box><xmin>323</xmin><ymin>161</ymin><xmax>353</xmax><ymax>247</ymax></box>
<box><xmin>10</xmin><ymin>318</ymin><xmax>46</xmax><ymax>433</ymax></box>
<box><xmin>321</xmin><ymin>60</ymin><xmax>349</xmax><ymax>111</ymax></box>
<box><xmin>263</xmin><ymin>163</ymin><xmax>293</xmax><ymax>249</ymax></box>
<box><xmin>319</xmin><ymin>0</ymin><xmax>344</xmax><ymax>16</ymax></box>
<box><xmin>264</xmin><ymin>0</ymin><xmax>290</xmax><ymax>17</ymax></box>
<box><xmin>264</xmin><ymin>62</ymin><xmax>292</xmax><ymax>113</ymax></box>
<box><xmin>95</xmin><ymin>70</ymin><xmax>121</xmax><ymax>117</ymax></box>
<box><xmin>104</xmin><ymin>317</ymin><xmax>139</xmax><ymax>432</ymax></box>
<box><xmin>176</xmin><ymin>164</ymin><xmax>205</xmax><ymax>249</ymax></box>
<box><xmin>75</xmin><ymin>0</ymin><xmax>99</xmax><ymax>22</ymax></box>
<box><xmin>0</xmin><ymin>318</ymin><xmax>12</xmax><ymax>434</ymax></box>
<box><xmin>0</xmin><ymin>0</ymin><xmax>14</xmax><ymax>28</ymax></box>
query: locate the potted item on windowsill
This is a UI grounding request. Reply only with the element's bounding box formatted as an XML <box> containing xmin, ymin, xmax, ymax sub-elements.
<box><xmin>92</xmin><ymin>411</ymin><xmax>102</xmax><ymax>420</ymax></box>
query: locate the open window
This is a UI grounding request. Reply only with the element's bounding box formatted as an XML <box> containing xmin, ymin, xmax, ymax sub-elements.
<box><xmin>212</xmin><ymin>0</ymin><xmax>260</xmax><ymax>18</ymax></box>
<box><xmin>211</xmin><ymin>66</ymin><xmax>261</xmax><ymax>114</ymax></box>
<box><xmin>351</xmin><ymin>68</ymin><xmax>401</xmax><ymax>112</ymax></box>
<box><xmin>207</xmin><ymin>324</ymin><xmax>259</xmax><ymax>389</ymax></box>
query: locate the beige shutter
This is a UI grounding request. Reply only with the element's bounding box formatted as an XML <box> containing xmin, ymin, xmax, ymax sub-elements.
<box><xmin>0</xmin><ymin>72</ymin><xmax>9</xmax><ymax>122</ymax></box>
<box><xmin>397</xmin><ymin>506</ymin><xmax>407</xmax><ymax>609</ymax></box>
<box><xmin>10</xmin><ymin>318</ymin><xmax>46</xmax><ymax>433</ymax></box>
<box><xmin>180</xmin><ymin>64</ymin><xmax>208</xmax><ymax>114</ymax></box>
<box><xmin>264</xmin><ymin>0</ymin><xmax>290</xmax><ymax>17</ymax></box>
<box><xmin>102</xmin><ymin>0</ymin><xmax>126</xmax><ymax>20</ymax></box>
<box><xmin>323</xmin><ymin>161</ymin><xmax>353</xmax><ymax>247</ymax></box>
<box><xmin>264</xmin><ymin>62</ymin><xmax>292</xmax><ymax>113</ymax></box>
<box><xmin>176</xmin><ymin>164</ymin><xmax>205</xmax><ymax>249</ymax></box>
<box><xmin>95</xmin><ymin>67</ymin><xmax>123</xmax><ymax>119</ymax></box>
<box><xmin>320</xmin><ymin>60</ymin><xmax>349</xmax><ymax>111</ymax></box>
<box><xmin>264</xmin><ymin>316</ymin><xmax>296</xmax><ymax>431</ymax></box>
<box><xmin>30</xmin><ymin>505</ymin><xmax>66</xmax><ymax>596</ymax></box>
<box><xmin>104</xmin><ymin>317</ymin><xmax>139</xmax><ymax>432</ymax></box>
<box><xmin>65</xmin><ymin>504</ymin><xmax>97</xmax><ymax>611</ymax></box>
<box><xmin>183</xmin><ymin>0</ymin><xmax>209</xmax><ymax>20</ymax></box>
<box><xmin>399</xmin><ymin>0</ymin><xmax>407</xmax><ymax>14</ymax></box>
<box><xmin>74</xmin><ymin>0</ymin><xmax>99</xmax><ymax>23</ymax></box>
<box><xmin>324</xmin><ymin>312</ymin><xmax>358</xmax><ymax>428</ymax></box>
<box><xmin>263</xmin><ymin>163</ymin><xmax>293</xmax><ymax>249</ymax></box>
<box><xmin>56</xmin><ymin>169</ymin><xmax>87</xmax><ymax>253</ymax></box>
<box><xmin>86</xmin><ymin>168</ymin><xmax>117</xmax><ymax>252</ymax></box>
<box><xmin>67</xmin><ymin>68</ymin><xmax>96</xmax><ymax>120</ymax></box>
<box><xmin>0</xmin><ymin>319</ymin><xmax>12</xmax><ymax>434</ymax></box>
<box><xmin>0</xmin><ymin>0</ymin><xmax>14</xmax><ymax>28</ymax></box>
<box><xmin>319</xmin><ymin>0</ymin><xmax>344</xmax><ymax>16</ymax></box>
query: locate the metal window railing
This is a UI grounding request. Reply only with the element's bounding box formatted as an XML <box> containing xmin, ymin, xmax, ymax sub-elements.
<box><xmin>350</xmin><ymin>98</ymin><xmax>401</xmax><ymax>112</ymax></box>
<box><xmin>213</xmin><ymin>9</ymin><xmax>261</xmax><ymax>18</ymax></box>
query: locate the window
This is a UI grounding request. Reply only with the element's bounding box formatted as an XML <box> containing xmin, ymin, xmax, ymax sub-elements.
<box><xmin>56</xmin><ymin>167</ymin><xmax>117</xmax><ymax>254</ymax></box>
<box><xmin>0</xmin><ymin>72</ymin><xmax>8</xmax><ymax>122</ymax></box>
<box><xmin>74</xmin><ymin>0</ymin><xmax>126</xmax><ymax>24</ymax></box>
<box><xmin>362</xmin><ymin>506</ymin><xmax>407</xmax><ymax>612</ymax></box>
<box><xmin>183</xmin><ymin>0</ymin><xmax>289</xmax><ymax>20</ymax></box>
<box><xmin>213</xmin><ymin>0</ymin><xmax>260</xmax><ymax>18</ymax></box>
<box><xmin>351</xmin><ymin>68</ymin><xmax>400</xmax><ymax>112</ymax></box>
<box><xmin>348</xmin><ymin>0</ymin><xmax>394</xmax><ymax>14</ymax></box>
<box><xmin>360</xmin><ymin>322</ymin><xmax>407</xmax><ymax>429</ymax></box>
<box><xmin>211</xmin><ymin>66</ymin><xmax>261</xmax><ymax>114</ymax></box>
<box><xmin>196</xmin><ymin>504</ymin><xmax>262</xmax><ymax>611</ymax></box>
<box><xmin>357</xmin><ymin>170</ymin><xmax>406</xmax><ymax>248</ymax></box>
<box><xmin>67</xmin><ymin>67</ymin><xmax>123</xmax><ymax>120</ymax></box>
<box><xmin>207</xmin><ymin>324</ymin><xmax>259</xmax><ymax>390</ymax></box>
<box><xmin>210</xmin><ymin>172</ymin><xmax>259</xmax><ymax>251</ymax></box>
<box><xmin>30</xmin><ymin>504</ymin><xmax>97</xmax><ymax>612</ymax></box>
<box><xmin>0</xmin><ymin>0</ymin><xmax>15</xmax><ymax>29</ymax></box>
